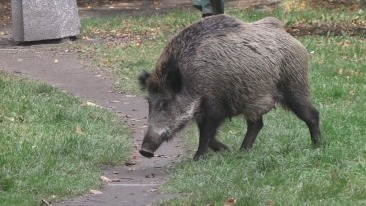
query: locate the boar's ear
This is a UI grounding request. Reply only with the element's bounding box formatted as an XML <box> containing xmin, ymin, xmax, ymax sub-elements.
<box><xmin>165</xmin><ymin>67</ymin><xmax>182</xmax><ymax>93</ymax></box>
<box><xmin>138</xmin><ymin>71</ymin><xmax>150</xmax><ymax>90</ymax></box>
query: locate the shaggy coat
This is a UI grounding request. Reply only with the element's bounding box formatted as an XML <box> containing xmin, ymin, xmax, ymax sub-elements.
<box><xmin>139</xmin><ymin>15</ymin><xmax>321</xmax><ymax>160</ymax></box>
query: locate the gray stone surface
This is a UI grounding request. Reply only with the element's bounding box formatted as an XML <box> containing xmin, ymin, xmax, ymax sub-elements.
<box><xmin>11</xmin><ymin>0</ymin><xmax>80</xmax><ymax>42</ymax></box>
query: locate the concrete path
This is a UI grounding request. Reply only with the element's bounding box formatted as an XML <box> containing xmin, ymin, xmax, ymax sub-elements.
<box><xmin>0</xmin><ymin>45</ymin><xmax>183</xmax><ymax>205</ymax></box>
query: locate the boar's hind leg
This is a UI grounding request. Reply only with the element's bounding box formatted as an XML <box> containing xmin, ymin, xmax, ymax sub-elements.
<box><xmin>284</xmin><ymin>95</ymin><xmax>321</xmax><ymax>145</ymax></box>
<box><xmin>240</xmin><ymin>117</ymin><xmax>264</xmax><ymax>150</ymax></box>
<box><xmin>209</xmin><ymin>138</ymin><xmax>229</xmax><ymax>152</ymax></box>
<box><xmin>194</xmin><ymin>118</ymin><xmax>222</xmax><ymax>160</ymax></box>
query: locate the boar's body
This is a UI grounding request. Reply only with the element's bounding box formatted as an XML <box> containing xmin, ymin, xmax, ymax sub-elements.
<box><xmin>139</xmin><ymin>15</ymin><xmax>321</xmax><ymax>160</ymax></box>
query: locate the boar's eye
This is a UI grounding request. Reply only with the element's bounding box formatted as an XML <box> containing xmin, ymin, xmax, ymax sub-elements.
<box><xmin>158</xmin><ymin>100</ymin><xmax>169</xmax><ymax>111</ymax></box>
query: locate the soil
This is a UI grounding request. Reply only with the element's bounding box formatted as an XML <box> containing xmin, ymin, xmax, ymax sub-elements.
<box><xmin>1</xmin><ymin>0</ymin><xmax>363</xmax><ymax>205</ymax></box>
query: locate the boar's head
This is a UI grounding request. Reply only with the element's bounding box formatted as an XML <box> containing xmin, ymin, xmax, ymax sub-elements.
<box><xmin>138</xmin><ymin>58</ymin><xmax>200</xmax><ymax>158</ymax></box>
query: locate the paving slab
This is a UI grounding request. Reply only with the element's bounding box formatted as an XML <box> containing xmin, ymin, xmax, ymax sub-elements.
<box><xmin>0</xmin><ymin>46</ymin><xmax>183</xmax><ymax>206</ymax></box>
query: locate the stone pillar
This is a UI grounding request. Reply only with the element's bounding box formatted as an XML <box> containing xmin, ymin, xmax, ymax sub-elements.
<box><xmin>11</xmin><ymin>0</ymin><xmax>80</xmax><ymax>42</ymax></box>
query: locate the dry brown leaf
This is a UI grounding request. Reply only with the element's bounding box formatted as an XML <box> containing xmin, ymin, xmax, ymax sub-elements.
<box><xmin>338</xmin><ymin>68</ymin><xmax>343</xmax><ymax>75</ymax></box>
<box><xmin>82</xmin><ymin>36</ymin><xmax>94</xmax><ymax>41</ymax></box>
<box><xmin>41</xmin><ymin>199</ymin><xmax>50</xmax><ymax>205</ymax></box>
<box><xmin>90</xmin><ymin>189</ymin><xmax>103</xmax><ymax>195</ymax></box>
<box><xmin>224</xmin><ymin>198</ymin><xmax>237</xmax><ymax>206</ymax></box>
<box><xmin>350</xmin><ymin>90</ymin><xmax>356</xmax><ymax>97</ymax></box>
<box><xmin>145</xmin><ymin>173</ymin><xmax>155</xmax><ymax>178</ymax></box>
<box><xmin>75</xmin><ymin>126</ymin><xmax>85</xmax><ymax>134</ymax></box>
<box><xmin>266</xmin><ymin>200</ymin><xmax>274</xmax><ymax>206</ymax></box>
<box><xmin>81</xmin><ymin>101</ymin><xmax>102</xmax><ymax>108</ymax></box>
<box><xmin>100</xmin><ymin>176</ymin><xmax>112</xmax><ymax>182</ymax></box>
<box><xmin>125</xmin><ymin>160</ymin><xmax>136</xmax><ymax>166</ymax></box>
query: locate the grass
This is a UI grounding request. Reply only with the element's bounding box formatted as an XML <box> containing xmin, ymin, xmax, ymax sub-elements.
<box><xmin>73</xmin><ymin>3</ymin><xmax>366</xmax><ymax>95</ymax></box>
<box><xmin>64</xmin><ymin>1</ymin><xmax>366</xmax><ymax>205</ymax></box>
<box><xmin>71</xmin><ymin>9</ymin><xmax>201</xmax><ymax>94</ymax></box>
<box><xmin>0</xmin><ymin>72</ymin><xmax>131</xmax><ymax>205</ymax></box>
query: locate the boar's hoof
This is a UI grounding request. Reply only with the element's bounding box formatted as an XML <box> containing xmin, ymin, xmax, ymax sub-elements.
<box><xmin>139</xmin><ymin>149</ymin><xmax>154</xmax><ymax>158</ymax></box>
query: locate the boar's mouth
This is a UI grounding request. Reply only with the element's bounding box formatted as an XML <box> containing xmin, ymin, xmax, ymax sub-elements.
<box><xmin>139</xmin><ymin>130</ymin><xmax>172</xmax><ymax>158</ymax></box>
<box><xmin>139</xmin><ymin>148</ymin><xmax>155</xmax><ymax>158</ymax></box>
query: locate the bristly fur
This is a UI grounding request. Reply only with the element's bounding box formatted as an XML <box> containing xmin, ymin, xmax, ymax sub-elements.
<box><xmin>139</xmin><ymin>15</ymin><xmax>321</xmax><ymax>160</ymax></box>
<box><xmin>138</xmin><ymin>71</ymin><xmax>150</xmax><ymax>90</ymax></box>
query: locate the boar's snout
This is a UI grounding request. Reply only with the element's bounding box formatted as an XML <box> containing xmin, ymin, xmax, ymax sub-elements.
<box><xmin>139</xmin><ymin>147</ymin><xmax>155</xmax><ymax>158</ymax></box>
<box><xmin>139</xmin><ymin>139</ymin><xmax>158</xmax><ymax>158</ymax></box>
<box><xmin>139</xmin><ymin>127</ymin><xmax>167</xmax><ymax>158</ymax></box>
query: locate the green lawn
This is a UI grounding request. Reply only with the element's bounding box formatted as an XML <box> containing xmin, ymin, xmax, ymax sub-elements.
<box><xmin>68</xmin><ymin>1</ymin><xmax>366</xmax><ymax>205</ymax></box>
<box><xmin>0</xmin><ymin>72</ymin><xmax>131</xmax><ymax>205</ymax></box>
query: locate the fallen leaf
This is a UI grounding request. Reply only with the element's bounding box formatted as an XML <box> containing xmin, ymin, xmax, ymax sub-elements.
<box><xmin>266</xmin><ymin>200</ymin><xmax>274</xmax><ymax>206</ymax></box>
<box><xmin>7</xmin><ymin>117</ymin><xmax>15</xmax><ymax>122</ymax></box>
<box><xmin>224</xmin><ymin>198</ymin><xmax>237</xmax><ymax>206</ymax></box>
<box><xmin>75</xmin><ymin>126</ymin><xmax>85</xmax><ymax>134</ymax></box>
<box><xmin>81</xmin><ymin>101</ymin><xmax>101</xmax><ymax>108</ymax></box>
<box><xmin>145</xmin><ymin>173</ymin><xmax>155</xmax><ymax>178</ymax></box>
<box><xmin>125</xmin><ymin>160</ymin><xmax>136</xmax><ymax>166</ymax></box>
<box><xmin>100</xmin><ymin>176</ymin><xmax>111</xmax><ymax>182</ymax></box>
<box><xmin>41</xmin><ymin>199</ymin><xmax>50</xmax><ymax>205</ymax></box>
<box><xmin>350</xmin><ymin>90</ymin><xmax>355</xmax><ymax>97</ymax></box>
<box><xmin>128</xmin><ymin>167</ymin><xmax>137</xmax><ymax>171</ymax></box>
<box><xmin>338</xmin><ymin>68</ymin><xmax>343</xmax><ymax>75</ymax></box>
<box><xmin>90</xmin><ymin>189</ymin><xmax>103</xmax><ymax>195</ymax></box>
<box><xmin>82</xmin><ymin>36</ymin><xmax>94</xmax><ymax>41</ymax></box>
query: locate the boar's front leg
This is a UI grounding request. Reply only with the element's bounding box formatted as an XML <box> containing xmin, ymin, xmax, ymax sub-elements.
<box><xmin>241</xmin><ymin>117</ymin><xmax>264</xmax><ymax>150</ymax></box>
<box><xmin>194</xmin><ymin>118</ymin><xmax>222</xmax><ymax>160</ymax></box>
<box><xmin>209</xmin><ymin>138</ymin><xmax>229</xmax><ymax>152</ymax></box>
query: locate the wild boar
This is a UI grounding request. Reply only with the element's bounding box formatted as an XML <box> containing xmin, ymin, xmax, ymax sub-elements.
<box><xmin>138</xmin><ymin>15</ymin><xmax>321</xmax><ymax>160</ymax></box>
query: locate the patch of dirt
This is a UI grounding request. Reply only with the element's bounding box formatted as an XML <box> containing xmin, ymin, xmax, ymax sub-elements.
<box><xmin>0</xmin><ymin>0</ymin><xmax>11</xmax><ymax>26</ymax></box>
<box><xmin>287</xmin><ymin>22</ymin><xmax>366</xmax><ymax>37</ymax></box>
<box><xmin>305</xmin><ymin>0</ymin><xmax>366</xmax><ymax>10</ymax></box>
